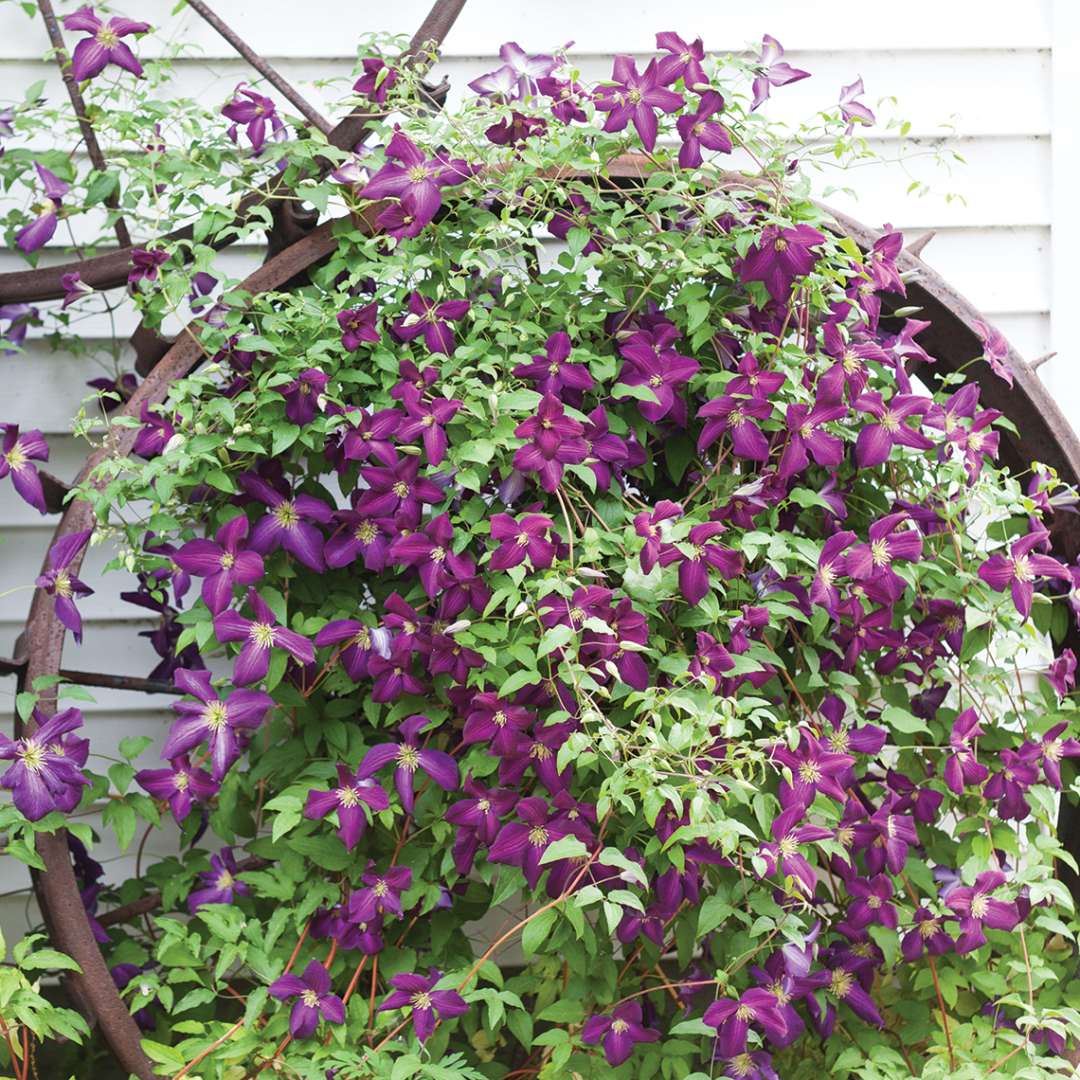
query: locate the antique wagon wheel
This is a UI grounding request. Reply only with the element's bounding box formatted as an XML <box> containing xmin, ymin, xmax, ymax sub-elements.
<box><xmin>1</xmin><ymin>10</ymin><xmax>1078</xmax><ymax>1077</ymax></box>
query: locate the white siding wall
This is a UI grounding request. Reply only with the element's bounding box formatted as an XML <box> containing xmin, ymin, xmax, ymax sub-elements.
<box><xmin>0</xmin><ymin>0</ymin><xmax>1069</xmax><ymax>939</ymax></box>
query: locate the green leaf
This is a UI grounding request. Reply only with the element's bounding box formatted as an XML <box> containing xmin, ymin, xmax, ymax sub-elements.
<box><xmin>696</xmin><ymin>894</ymin><xmax>734</xmax><ymax>937</ymax></box>
<box><xmin>539</xmin><ymin>835</ymin><xmax>587</xmax><ymax>866</ymax></box>
<box><xmin>20</xmin><ymin>948</ymin><xmax>80</xmax><ymax>973</ymax></box>
<box><xmin>103</xmin><ymin>800</ymin><xmax>137</xmax><ymax>850</ymax></box>
<box><xmin>520</xmin><ymin>907</ymin><xmax>557</xmax><ymax>957</ymax></box>
<box><xmin>882</xmin><ymin>705</ymin><xmax>928</xmax><ymax>735</ymax></box>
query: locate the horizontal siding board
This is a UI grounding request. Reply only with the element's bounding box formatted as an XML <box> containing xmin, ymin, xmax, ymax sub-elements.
<box><xmin>0</xmin><ymin>1</ymin><xmax>1054</xmax><ymax>59</ymax></box>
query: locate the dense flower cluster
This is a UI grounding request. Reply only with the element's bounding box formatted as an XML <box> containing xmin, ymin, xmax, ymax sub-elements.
<box><xmin>1</xmin><ymin>14</ymin><xmax>1078</xmax><ymax>1080</ymax></box>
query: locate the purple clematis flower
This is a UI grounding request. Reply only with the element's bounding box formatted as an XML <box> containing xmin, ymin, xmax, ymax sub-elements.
<box><xmin>0</xmin><ymin>304</ymin><xmax>38</xmax><ymax>353</ymax></box>
<box><xmin>594</xmin><ymin>56</ymin><xmax>684</xmax><ymax>152</ymax></box>
<box><xmin>357</xmin><ymin>714</ymin><xmax>459</xmax><ymax>813</ymax></box>
<box><xmin>377</xmin><ymin>968</ymin><xmax>468</xmax><ymax>1042</ymax></box>
<box><xmin>240</xmin><ymin>474</ymin><xmax>333</xmax><ymax>573</ymax></box>
<box><xmin>1</xmin><ymin>424</ymin><xmax>49</xmax><ymax>513</ymax></box>
<box><xmin>368</xmin><ymin>638</ymin><xmax>427</xmax><ymax>703</ymax></box>
<box><xmin>737</xmin><ymin>224</ymin><xmax>826</xmax><ymax>303</ymax></box>
<box><xmin>750</xmin><ymin>35</ymin><xmax>810</xmax><ymax>111</ymax></box>
<box><xmin>488</xmin><ymin>795</ymin><xmax>570</xmax><ymax>888</ymax></box>
<box><xmin>634</xmin><ymin>500</ymin><xmax>681</xmax><ymax>573</ymax></box>
<box><xmin>778</xmin><ymin>399</ymin><xmax>846</xmax><ymax>480</ymax></box>
<box><xmin>583</xmin><ymin>1002</ymin><xmax>660</xmax><ymax>1066</ymax></box>
<box><xmin>445</xmin><ymin>776</ymin><xmax>517</xmax><ymax>874</ymax></box>
<box><xmin>393</xmin><ymin>292</ymin><xmax>470</xmax><ymax>356</ymax></box>
<box><xmin>846</xmin><ymin>875</ymin><xmax>897</xmax><ymax>929</ymax></box>
<box><xmin>314</xmin><ymin>619</ymin><xmax>390</xmax><ymax>681</ymax></box>
<box><xmin>132</xmin><ymin>400</ymin><xmax>175</xmax><ymax>459</ymax></box>
<box><xmin>946</xmin><ymin>870</ymin><xmax>1020</xmax><ymax>953</ymax></box>
<box><xmin>513</xmin><ymin>331</ymin><xmax>594</xmax><ymax>398</ymax></box>
<box><xmin>810</xmin><ymin>530</ymin><xmax>856</xmax><ymax>613</ymax></box>
<box><xmin>35</xmin><ymin>530</ymin><xmax>94</xmax><ymax>643</ymax></box>
<box><xmin>656</xmin><ymin>31</ymin><xmax>708</xmax><ymax>88</ymax></box>
<box><xmin>901</xmin><ymin>906</ymin><xmax>952</xmax><ymax>961</ymax></box>
<box><xmin>336</xmin><ymin>406</ymin><xmax>402</xmax><ymax>469</ymax></box>
<box><xmin>358</xmin><ymin>133</ymin><xmax>472</xmax><ymax>239</ymax></box>
<box><xmin>852</xmin><ymin>803</ymin><xmax>918</xmax><ymax>875</ymax></box>
<box><xmin>280</xmin><ymin>368</ymin><xmax>328</xmax><ymax>426</ymax></box>
<box><xmin>705</xmin><ymin>989</ymin><xmax>789</xmax><ymax>1057</ymax></box>
<box><xmin>548</xmin><ymin>193</ymin><xmax>603</xmax><ymax>255</ymax></box>
<box><xmin>795</xmin><ymin>960</ymin><xmax>883</xmax><ymax>1032</ymax></box>
<box><xmin>163</xmin><ymin>668</ymin><xmax>274</xmax><ymax>779</ymax></box>
<box><xmin>389</xmin><ymin>513</ymin><xmax>470</xmax><ymax>598</ymax></box>
<box><xmin>853</xmin><ymin>391</ymin><xmax>934</xmax><ymax>468</ymax></box>
<box><xmin>977</xmin><ymin>528</ymin><xmax>1070</xmax><ymax>619</ymax></box>
<box><xmin>972</xmin><ymin>319</ymin><xmax>1013</xmax><ymax>386</ymax></box>
<box><xmin>354</xmin><ymin>57</ymin><xmax>397</xmax><ymax>105</ymax></box>
<box><xmin>269</xmin><ymin>960</ymin><xmax>345</xmax><ymax>1039</ymax></box>
<box><xmin>398</xmin><ymin>386</ymin><xmax>462</xmax><ymax>465</ymax></box>
<box><xmin>1044</xmin><ymin>648</ymin><xmax>1077</xmax><ymax>698</ymax></box>
<box><xmin>337</xmin><ymin>303</ymin><xmax>379</xmax><ymax>350</ymax></box>
<box><xmin>304</xmin><ymin>765</ymin><xmax>389</xmax><ymax>851</ymax></box>
<box><xmin>697</xmin><ymin>394</ymin><xmax>774</xmax><ymax>460</ymax></box>
<box><xmin>845</xmin><ymin>512</ymin><xmax>923</xmax><ymax>601</ymax></box>
<box><xmin>173</xmin><ymin>515</ymin><xmax>265</xmax><ymax>614</ymax></box>
<box><xmin>188</xmin><ymin>847</ymin><xmax>249</xmax><ymax>912</ymax></box>
<box><xmin>136</xmin><ymin>754</ymin><xmax>218</xmax><ymax>823</ymax></box>
<box><xmin>62</xmin><ymin>6</ymin><xmax>149</xmax><ymax>82</ymax></box>
<box><xmin>617</xmin><ymin>324</ymin><xmax>699</xmax><ymax>424</ymax></box>
<box><xmin>512</xmin><ymin>393</ymin><xmax>589</xmax><ymax>492</ymax></box>
<box><xmin>349</xmin><ymin>863</ymin><xmax>412</xmax><ymax>923</ymax></box>
<box><xmin>0</xmin><ymin>707</ymin><xmax>89</xmax><ymax>821</ymax></box>
<box><xmin>676</xmin><ymin>91</ymin><xmax>732</xmax><ymax>168</ymax></box>
<box><xmin>222</xmin><ymin>84</ymin><xmax>285</xmax><ymax>156</ymax></box>
<box><xmin>772</xmin><ymin>730</ymin><xmax>854</xmax><ymax>809</ymax></box>
<box><xmin>468</xmin><ymin>42</ymin><xmax>556</xmax><ymax>99</ymax></box>
<box><xmin>356</xmin><ymin>455</ymin><xmax>445</xmax><ymax>527</ymax></box>
<box><xmin>983</xmin><ymin>746</ymin><xmax>1041</xmax><ymax>821</ymax></box>
<box><xmin>661</xmin><ymin>522</ymin><xmax>743</xmax><ymax>605</ymax></box>
<box><xmin>488</xmin><ymin>512</ymin><xmax>556</xmax><ymax>570</ymax></box>
<box><xmin>943</xmin><ymin>708</ymin><xmax>990</xmax><ymax>794</ymax></box>
<box><xmin>1035</xmin><ymin>722</ymin><xmax>1080</xmax><ymax>788</ymax></box>
<box><xmin>127</xmin><ymin>248</ymin><xmax>169</xmax><ymax>289</ymax></box>
<box><xmin>213</xmin><ymin>589</ymin><xmax>315</xmax><ymax>686</ymax></box>
<box><xmin>16</xmin><ymin>164</ymin><xmax>69</xmax><ymax>254</ymax></box>
<box><xmin>839</xmin><ymin>78</ymin><xmax>875</xmax><ymax>132</ymax></box>
<box><xmin>537</xmin><ymin>75</ymin><xmax>589</xmax><ymax>123</ymax></box>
